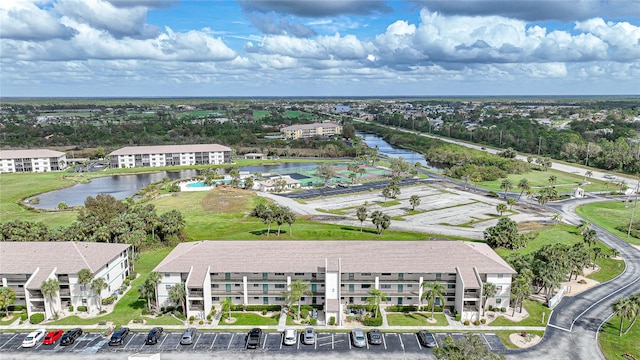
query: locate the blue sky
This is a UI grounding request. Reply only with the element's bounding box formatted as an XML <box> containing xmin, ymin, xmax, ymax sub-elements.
<box><xmin>1</xmin><ymin>0</ymin><xmax>639</xmax><ymax>97</ymax></box>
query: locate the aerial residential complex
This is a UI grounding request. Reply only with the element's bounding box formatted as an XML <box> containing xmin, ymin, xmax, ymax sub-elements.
<box><xmin>0</xmin><ymin>242</ymin><xmax>131</xmax><ymax>319</ymax></box>
<box><xmin>0</xmin><ymin>149</ymin><xmax>67</xmax><ymax>173</ymax></box>
<box><xmin>280</xmin><ymin>122</ymin><xmax>343</xmax><ymax>140</ymax></box>
<box><xmin>154</xmin><ymin>240</ymin><xmax>515</xmax><ymax>323</ymax></box>
<box><xmin>108</xmin><ymin>144</ymin><xmax>233</xmax><ymax>168</ymax></box>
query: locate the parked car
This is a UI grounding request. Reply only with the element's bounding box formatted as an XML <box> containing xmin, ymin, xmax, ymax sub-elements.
<box><xmin>351</xmin><ymin>328</ymin><xmax>366</xmax><ymax>348</ymax></box>
<box><xmin>145</xmin><ymin>327</ymin><xmax>164</xmax><ymax>345</ymax></box>
<box><xmin>22</xmin><ymin>328</ymin><xmax>46</xmax><ymax>348</ymax></box>
<box><xmin>43</xmin><ymin>329</ymin><xmax>64</xmax><ymax>345</ymax></box>
<box><xmin>246</xmin><ymin>328</ymin><xmax>262</xmax><ymax>349</ymax></box>
<box><xmin>108</xmin><ymin>327</ymin><xmax>130</xmax><ymax>346</ymax></box>
<box><xmin>417</xmin><ymin>330</ymin><xmax>437</xmax><ymax>348</ymax></box>
<box><xmin>180</xmin><ymin>328</ymin><xmax>197</xmax><ymax>345</ymax></box>
<box><xmin>283</xmin><ymin>328</ymin><xmax>297</xmax><ymax>346</ymax></box>
<box><xmin>303</xmin><ymin>327</ymin><xmax>315</xmax><ymax>345</ymax></box>
<box><xmin>60</xmin><ymin>328</ymin><xmax>83</xmax><ymax>346</ymax></box>
<box><xmin>367</xmin><ymin>328</ymin><xmax>383</xmax><ymax>345</ymax></box>
<box><xmin>604</xmin><ymin>174</ymin><xmax>616</xmax><ymax>180</ymax></box>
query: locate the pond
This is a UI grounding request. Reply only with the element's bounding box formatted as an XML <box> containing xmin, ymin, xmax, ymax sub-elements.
<box><xmin>27</xmin><ymin>133</ymin><xmax>441</xmax><ymax>210</ymax></box>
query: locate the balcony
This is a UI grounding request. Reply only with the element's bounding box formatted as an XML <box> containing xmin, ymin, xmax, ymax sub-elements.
<box><xmin>188</xmin><ymin>289</ymin><xmax>204</xmax><ymax>298</ymax></box>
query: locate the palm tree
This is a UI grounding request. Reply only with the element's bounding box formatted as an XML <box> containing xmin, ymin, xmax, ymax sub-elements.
<box><xmin>471</xmin><ymin>173</ymin><xmax>482</xmax><ymax>190</ymax></box>
<box><xmin>221</xmin><ymin>297</ymin><xmax>232</xmax><ymax>320</ymax></box>
<box><xmin>77</xmin><ymin>268</ymin><xmax>94</xmax><ymax>308</ymax></box>
<box><xmin>548</xmin><ymin>175</ymin><xmax>557</xmax><ymax>186</ymax></box>
<box><xmin>517</xmin><ymin>179</ymin><xmax>530</xmax><ymax>200</ymax></box>
<box><xmin>592</xmin><ymin>247</ymin><xmax>604</xmax><ymax>269</ymax></box>
<box><xmin>371</xmin><ymin>210</ymin><xmax>391</xmax><ymax>235</ymax></box>
<box><xmin>91</xmin><ymin>278</ymin><xmax>108</xmax><ymax>311</ymax></box>
<box><xmin>507</xmin><ymin>198</ymin><xmax>516</xmax><ymax>210</ymax></box>
<box><xmin>461</xmin><ymin>175</ymin><xmax>470</xmax><ymax>190</ymax></box>
<box><xmin>168</xmin><ymin>284</ymin><xmax>186</xmax><ymax>315</ymax></box>
<box><xmin>41</xmin><ymin>278</ymin><xmax>60</xmax><ymax>319</ymax></box>
<box><xmin>366</xmin><ymin>289</ymin><xmax>387</xmax><ymax>318</ymax></box>
<box><xmin>613</xmin><ymin>297</ymin><xmax>638</xmax><ymax>337</ymax></box>
<box><xmin>578</xmin><ymin>221</ymin><xmax>591</xmax><ymax>236</ymax></box>
<box><xmin>0</xmin><ymin>287</ymin><xmax>16</xmax><ymax>318</ymax></box>
<box><xmin>496</xmin><ymin>203</ymin><xmax>508</xmax><ymax>216</ymax></box>
<box><xmin>625</xmin><ymin>294</ymin><xmax>640</xmax><ymax>333</ymax></box>
<box><xmin>552</xmin><ymin>213</ymin><xmax>563</xmax><ymax>225</ymax></box>
<box><xmin>583</xmin><ymin>170</ymin><xmax>593</xmax><ymax>183</ymax></box>
<box><xmin>284</xmin><ymin>279</ymin><xmax>312</xmax><ymax>320</ymax></box>
<box><xmin>138</xmin><ymin>272</ymin><xmax>162</xmax><ymax>311</ymax></box>
<box><xmin>610</xmin><ymin>247</ymin><xmax>620</xmax><ymax>258</ymax></box>
<box><xmin>482</xmin><ymin>282</ymin><xmax>497</xmax><ymax>316</ymax></box>
<box><xmin>583</xmin><ymin>228</ymin><xmax>598</xmax><ymax>249</ymax></box>
<box><xmin>421</xmin><ymin>281</ymin><xmax>445</xmax><ymax>320</ymax></box>
<box><xmin>356</xmin><ymin>206</ymin><xmax>367</xmax><ymax>232</ymax></box>
<box><xmin>410</xmin><ymin>195</ymin><xmax>421</xmax><ymax>210</ymax></box>
<box><xmin>510</xmin><ymin>277</ymin><xmax>531</xmax><ymax>316</ymax></box>
<box><xmin>500</xmin><ymin>179</ymin><xmax>513</xmax><ymax>199</ymax></box>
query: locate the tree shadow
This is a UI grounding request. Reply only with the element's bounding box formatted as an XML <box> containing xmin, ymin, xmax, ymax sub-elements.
<box><xmin>128</xmin><ymin>298</ymin><xmax>146</xmax><ymax>310</ymax></box>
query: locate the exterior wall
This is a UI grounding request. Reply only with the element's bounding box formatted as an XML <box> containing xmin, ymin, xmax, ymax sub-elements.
<box><xmin>485</xmin><ymin>273</ymin><xmax>513</xmax><ymax>310</ymax></box>
<box><xmin>111</xmin><ymin>151</ymin><xmax>231</xmax><ymax>168</ymax></box>
<box><xmin>0</xmin><ymin>154</ymin><xmax>67</xmax><ymax>173</ymax></box>
<box><xmin>157</xmin><ymin>272</ymin><xmax>186</xmax><ymax>308</ymax></box>
<box><xmin>281</xmin><ymin>124</ymin><xmax>343</xmax><ymax>139</ymax></box>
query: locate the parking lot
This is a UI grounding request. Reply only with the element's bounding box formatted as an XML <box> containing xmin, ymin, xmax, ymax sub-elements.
<box><xmin>0</xmin><ymin>330</ymin><xmax>506</xmax><ymax>357</ymax></box>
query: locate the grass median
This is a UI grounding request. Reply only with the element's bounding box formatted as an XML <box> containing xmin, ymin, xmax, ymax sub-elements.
<box><xmin>386</xmin><ymin>313</ymin><xmax>447</xmax><ymax>326</ymax></box>
<box><xmin>598</xmin><ymin>313</ymin><xmax>639</xmax><ymax>359</ymax></box>
<box><xmin>576</xmin><ymin>201</ymin><xmax>640</xmax><ymax>246</ymax></box>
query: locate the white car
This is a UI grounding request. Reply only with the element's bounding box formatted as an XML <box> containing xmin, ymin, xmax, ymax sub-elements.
<box><xmin>283</xmin><ymin>328</ymin><xmax>297</xmax><ymax>346</ymax></box>
<box><xmin>22</xmin><ymin>328</ymin><xmax>47</xmax><ymax>348</ymax></box>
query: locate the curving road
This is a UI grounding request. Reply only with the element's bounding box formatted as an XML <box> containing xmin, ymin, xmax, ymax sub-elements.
<box><xmin>504</xmin><ymin>196</ymin><xmax>640</xmax><ymax>360</ymax></box>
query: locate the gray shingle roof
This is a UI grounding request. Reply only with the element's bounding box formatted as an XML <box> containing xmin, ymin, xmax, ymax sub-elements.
<box><xmin>108</xmin><ymin>144</ymin><xmax>231</xmax><ymax>156</ymax></box>
<box><xmin>0</xmin><ymin>149</ymin><xmax>66</xmax><ymax>159</ymax></box>
<box><xmin>0</xmin><ymin>242</ymin><xmax>130</xmax><ymax>277</ymax></box>
<box><xmin>154</xmin><ymin>240</ymin><xmax>515</xmax><ymax>275</ymax></box>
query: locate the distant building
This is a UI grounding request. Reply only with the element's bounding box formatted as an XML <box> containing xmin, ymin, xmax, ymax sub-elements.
<box><xmin>280</xmin><ymin>122</ymin><xmax>343</xmax><ymax>140</ymax></box>
<box><xmin>257</xmin><ymin>175</ymin><xmax>301</xmax><ymax>192</ymax></box>
<box><xmin>109</xmin><ymin>144</ymin><xmax>232</xmax><ymax>169</ymax></box>
<box><xmin>153</xmin><ymin>240</ymin><xmax>515</xmax><ymax>323</ymax></box>
<box><xmin>0</xmin><ymin>242</ymin><xmax>131</xmax><ymax>318</ymax></box>
<box><xmin>243</xmin><ymin>153</ymin><xmax>266</xmax><ymax>160</ymax></box>
<box><xmin>0</xmin><ymin>149</ymin><xmax>67</xmax><ymax>173</ymax></box>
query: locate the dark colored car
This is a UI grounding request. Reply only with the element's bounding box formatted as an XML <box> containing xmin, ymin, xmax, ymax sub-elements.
<box><xmin>145</xmin><ymin>327</ymin><xmax>164</xmax><ymax>345</ymax></box>
<box><xmin>60</xmin><ymin>328</ymin><xmax>83</xmax><ymax>346</ymax></box>
<box><xmin>108</xmin><ymin>327</ymin><xmax>130</xmax><ymax>346</ymax></box>
<box><xmin>368</xmin><ymin>329</ymin><xmax>383</xmax><ymax>345</ymax></box>
<box><xmin>246</xmin><ymin>328</ymin><xmax>262</xmax><ymax>349</ymax></box>
<box><xmin>43</xmin><ymin>330</ymin><xmax>64</xmax><ymax>345</ymax></box>
<box><xmin>180</xmin><ymin>328</ymin><xmax>197</xmax><ymax>345</ymax></box>
<box><xmin>417</xmin><ymin>330</ymin><xmax>437</xmax><ymax>348</ymax></box>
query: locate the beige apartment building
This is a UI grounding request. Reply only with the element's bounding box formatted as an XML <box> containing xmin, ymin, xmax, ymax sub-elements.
<box><xmin>0</xmin><ymin>242</ymin><xmax>131</xmax><ymax>319</ymax></box>
<box><xmin>0</xmin><ymin>149</ymin><xmax>67</xmax><ymax>173</ymax></box>
<box><xmin>108</xmin><ymin>144</ymin><xmax>232</xmax><ymax>168</ymax></box>
<box><xmin>280</xmin><ymin>122</ymin><xmax>343</xmax><ymax>140</ymax></box>
<box><xmin>154</xmin><ymin>240</ymin><xmax>515</xmax><ymax>324</ymax></box>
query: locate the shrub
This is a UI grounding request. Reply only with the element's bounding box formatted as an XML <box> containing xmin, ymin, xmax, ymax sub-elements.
<box><xmin>100</xmin><ymin>310</ymin><xmax>107</xmax><ymax>314</ymax></box>
<box><xmin>578</xmin><ymin>279</ymin><xmax>587</xmax><ymax>284</ymax></box>
<box><xmin>189</xmin><ymin>315</ymin><xmax>195</xmax><ymax>323</ymax></box>
<box><xmin>207</xmin><ymin>314</ymin><xmax>212</xmax><ymax>321</ymax></box>
<box><xmin>481</xmin><ymin>318</ymin><xmax>486</xmax><ymax>324</ymax></box>
<box><xmin>77</xmin><ymin>306</ymin><xmax>88</xmax><ymax>312</ymax></box>
<box><xmin>487</xmin><ymin>191</ymin><xmax>499</xmax><ymax>198</ymax></box>
<box><xmin>328</xmin><ymin>316</ymin><xmax>336</xmax><ymax>325</ymax></box>
<box><xmin>127</xmin><ymin>272</ymin><xmax>138</xmax><ymax>281</ymax></box>
<box><xmin>199</xmin><ymin>320</ymin><xmax>204</xmax><ymax>325</ymax></box>
<box><xmin>310</xmin><ymin>318</ymin><xmax>317</xmax><ymax>326</ymax></box>
<box><xmin>245</xmin><ymin>305</ymin><xmax>280</xmax><ymax>312</ymax></box>
<box><xmin>30</xmin><ymin>313</ymin><xmax>45</xmax><ymax>324</ymax></box>
<box><xmin>300</xmin><ymin>309</ymin><xmax>309</xmax><ymax>319</ymax></box>
<box><xmin>163</xmin><ymin>306</ymin><xmax>175</xmax><ymax>314</ymax></box>
<box><xmin>124</xmin><ymin>279</ymin><xmax>130</xmax><ymax>287</ymax></box>
<box><xmin>141</xmin><ymin>309</ymin><xmax>152</xmax><ymax>315</ymax></box>
<box><xmin>455</xmin><ymin>314</ymin><xmax>461</xmax><ymax>322</ymax></box>
<box><xmin>68</xmin><ymin>305</ymin><xmax>74</xmax><ymax>312</ymax></box>
<box><xmin>20</xmin><ymin>313</ymin><xmax>27</xmax><ymax>321</ymax></box>
<box><xmin>474</xmin><ymin>320</ymin><xmax>480</xmax><ymax>326</ymax></box>
<box><xmin>102</xmin><ymin>296</ymin><xmax>117</xmax><ymax>305</ymax></box>
<box><xmin>487</xmin><ymin>305</ymin><xmax>494</xmax><ymax>311</ymax></box>
<box><xmin>463</xmin><ymin>320</ymin><xmax>470</xmax><ymax>326</ymax></box>
<box><xmin>500</xmin><ymin>307</ymin><xmax>507</xmax><ymax>313</ymax></box>
<box><xmin>363</xmin><ymin>317</ymin><xmax>383</xmax><ymax>326</ymax></box>
<box><xmin>98</xmin><ymin>320</ymin><xmax>107</xmax><ymax>325</ymax></box>
<box><xmin>521</xmin><ymin>331</ymin><xmax>528</xmax><ymax>337</ymax></box>
<box><xmin>10</xmin><ymin>305</ymin><xmax>25</xmax><ymax>312</ymax></box>
<box><xmin>388</xmin><ymin>305</ymin><xmax>419</xmax><ymax>313</ymax></box>
<box><xmin>173</xmin><ymin>311</ymin><xmax>187</xmax><ymax>320</ymax></box>
<box><xmin>133</xmin><ymin>318</ymin><xmax>144</xmax><ymax>324</ymax></box>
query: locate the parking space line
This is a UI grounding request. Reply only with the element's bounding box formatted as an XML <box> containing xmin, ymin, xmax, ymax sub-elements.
<box><xmin>332</xmin><ymin>333</ymin><xmax>335</xmax><ymax>350</ymax></box>
<box><xmin>228</xmin><ymin>333</ymin><xmax>234</xmax><ymax>350</ymax></box>
<box><xmin>0</xmin><ymin>334</ymin><xmax>17</xmax><ymax>350</ymax></box>
<box><xmin>382</xmin><ymin>333</ymin><xmax>387</xmax><ymax>350</ymax></box>
<box><xmin>159</xmin><ymin>333</ymin><xmax>169</xmax><ymax>347</ymax></box>
<box><xmin>481</xmin><ymin>333</ymin><xmax>493</xmax><ymax>350</ymax></box>
<box><xmin>71</xmin><ymin>333</ymin><xmax>87</xmax><ymax>350</ymax></box>
<box><xmin>262</xmin><ymin>333</ymin><xmax>267</xmax><ymax>350</ymax></box>
<box><xmin>279</xmin><ymin>333</ymin><xmax>283</xmax><ymax>350</ymax></box>
<box><xmin>415</xmin><ymin>333</ymin><xmax>422</xmax><ymax>350</ymax></box>
<box><xmin>123</xmin><ymin>333</ymin><xmax>135</xmax><ymax>348</ymax></box>
<box><xmin>210</xmin><ymin>333</ymin><xmax>218</xmax><ymax>349</ymax></box>
<box><xmin>192</xmin><ymin>333</ymin><xmax>202</xmax><ymax>349</ymax></box>
<box><xmin>314</xmin><ymin>335</ymin><xmax>317</xmax><ymax>350</ymax></box>
<box><xmin>399</xmin><ymin>333</ymin><xmax>404</xmax><ymax>351</ymax></box>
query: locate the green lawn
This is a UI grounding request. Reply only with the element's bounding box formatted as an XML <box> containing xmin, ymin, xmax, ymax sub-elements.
<box><xmin>495</xmin><ymin>330</ymin><xmax>545</xmax><ymax>350</ymax></box>
<box><xmin>488</xmin><ymin>299</ymin><xmax>549</xmax><ymax>327</ymax></box>
<box><xmin>227</xmin><ymin>312</ymin><xmax>279</xmax><ymax>326</ymax></box>
<box><xmin>386</xmin><ymin>313</ymin><xmax>447</xmax><ymax>326</ymax></box>
<box><xmin>0</xmin><ymin>314</ymin><xmax>17</xmax><ymax>325</ymax></box>
<box><xmin>50</xmin><ymin>247</ymin><xmax>175</xmax><ymax>327</ymax></box>
<box><xmin>479</xmin><ymin>168</ymin><xmax>610</xmax><ymax>194</ymax></box>
<box><xmin>576</xmin><ymin>201</ymin><xmax>640</xmax><ymax>245</ymax></box>
<box><xmin>598</xmin><ymin>313</ymin><xmax>640</xmax><ymax>359</ymax></box>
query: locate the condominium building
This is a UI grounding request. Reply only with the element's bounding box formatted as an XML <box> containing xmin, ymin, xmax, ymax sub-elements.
<box><xmin>0</xmin><ymin>242</ymin><xmax>131</xmax><ymax>319</ymax></box>
<box><xmin>0</xmin><ymin>149</ymin><xmax>67</xmax><ymax>173</ymax></box>
<box><xmin>154</xmin><ymin>240</ymin><xmax>515</xmax><ymax>323</ymax></box>
<box><xmin>108</xmin><ymin>144</ymin><xmax>232</xmax><ymax>169</ymax></box>
<box><xmin>280</xmin><ymin>122</ymin><xmax>343</xmax><ymax>140</ymax></box>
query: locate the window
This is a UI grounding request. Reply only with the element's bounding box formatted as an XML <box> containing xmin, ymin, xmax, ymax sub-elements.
<box><xmin>497</xmin><ymin>274</ymin><xmax>504</xmax><ymax>278</ymax></box>
<box><xmin>448</xmin><ymin>284</ymin><xmax>455</xmax><ymax>289</ymax></box>
<box><xmin>496</xmin><ymin>298</ymin><xmax>502</xmax><ymax>305</ymax></box>
<box><xmin>361</xmin><ymin>284</ymin><xmax>371</xmax><ymax>289</ymax></box>
<box><xmin>106</xmin><ymin>274</ymin><xmax>109</xmax><ymax>280</ymax></box>
<box><xmin>407</xmin><ymin>284</ymin><xmax>413</xmax><ymax>288</ymax></box>
<box><xmin>381</xmin><ymin>273</ymin><xmax>391</xmax><ymax>276</ymax></box>
<box><xmin>166</xmin><ymin>285</ymin><xmax>172</xmax><ymax>290</ymax></box>
<box><xmin>275</xmin><ymin>273</ymin><xmax>284</xmax><ymax>276</ymax></box>
<box><xmin>262</xmin><ymin>273</ymin><xmax>268</xmax><ymax>279</ymax></box>
<box><xmin>435</xmin><ymin>273</ymin><xmax>441</xmax><ymax>280</ymax></box>
<box><xmin>380</xmin><ymin>284</ymin><xmax>391</xmax><ymax>289</ymax></box>
<box><xmin>348</xmin><ymin>273</ymin><xmax>354</xmax><ymax>279</ymax></box>
<box><xmin>275</xmin><ymin>284</ymin><xmax>285</xmax><ymax>289</ymax></box>
<box><xmin>225</xmin><ymin>284</ymin><xmax>231</xmax><ymax>292</ymax></box>
<box><xmin>294</xmin><ymin>273</ymin><xmax>304</xmax><ymax>276</ymax></box>
<box><xmin>398</xmin><ymin>273</ymin><xmax>404</xmax><ymax>279</ymax></box>
<box><xmin>253</xmin><ymin>284</ymin><xmax>259</xmax><ymax>287</ymax></box>
<box><xmin>165</xmin><ymin>273</ymin><xmax>170</xmax><ymax>277</ymax></box>
<box><xmin>212</xmin><ymin>284</ymin><xmax>219</xmax><ymax>288</ymax></box>
<box><xmin>361</xmin><ymin>297</ymin><xmax>367</xmax><ymax>301</ymax></box>
<box><xmin>361</xmin><ymin>273</ymin><xmax>371</xmax><ymax>276</ymax></box>
<box><xmin>82</xmin><ymin>299</ymin><xmax>87</xmax><ymax>305</ymax></box>
<box><xmin>225</xmin><ymin>273</ymin><xmax>231</xmax><ymax>279</ymax></box>
<box><xmin>349</xmin><ymin>284</ymin><xmax>354</xmax><ymax>292</ymax></box>
<box><xmin>496</xmin><ymin>286</ymin><xmax>503</xmax><ymax>291</ymax></box>
<box><xmin>234</xmin><ymin>284</ymin><xmax>240</xmax><ymax>287</ymax></box>
<box><xmin>253</xmin><ymin>297</ymin><xmax>259</xmax><ymax>300</ymax></box>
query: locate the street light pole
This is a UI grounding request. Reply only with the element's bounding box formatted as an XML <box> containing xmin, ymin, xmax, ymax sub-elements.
<box><xmin>627</xmin><ymin>180</ymin><xmax>640</xmax><ymax>239</ymax></box>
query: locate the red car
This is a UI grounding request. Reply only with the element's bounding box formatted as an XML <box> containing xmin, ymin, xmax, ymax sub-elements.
<box><xmin>43</xmin><ymin>330</ymin><xmax>64</xmax><ymax>345</ymax></box>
